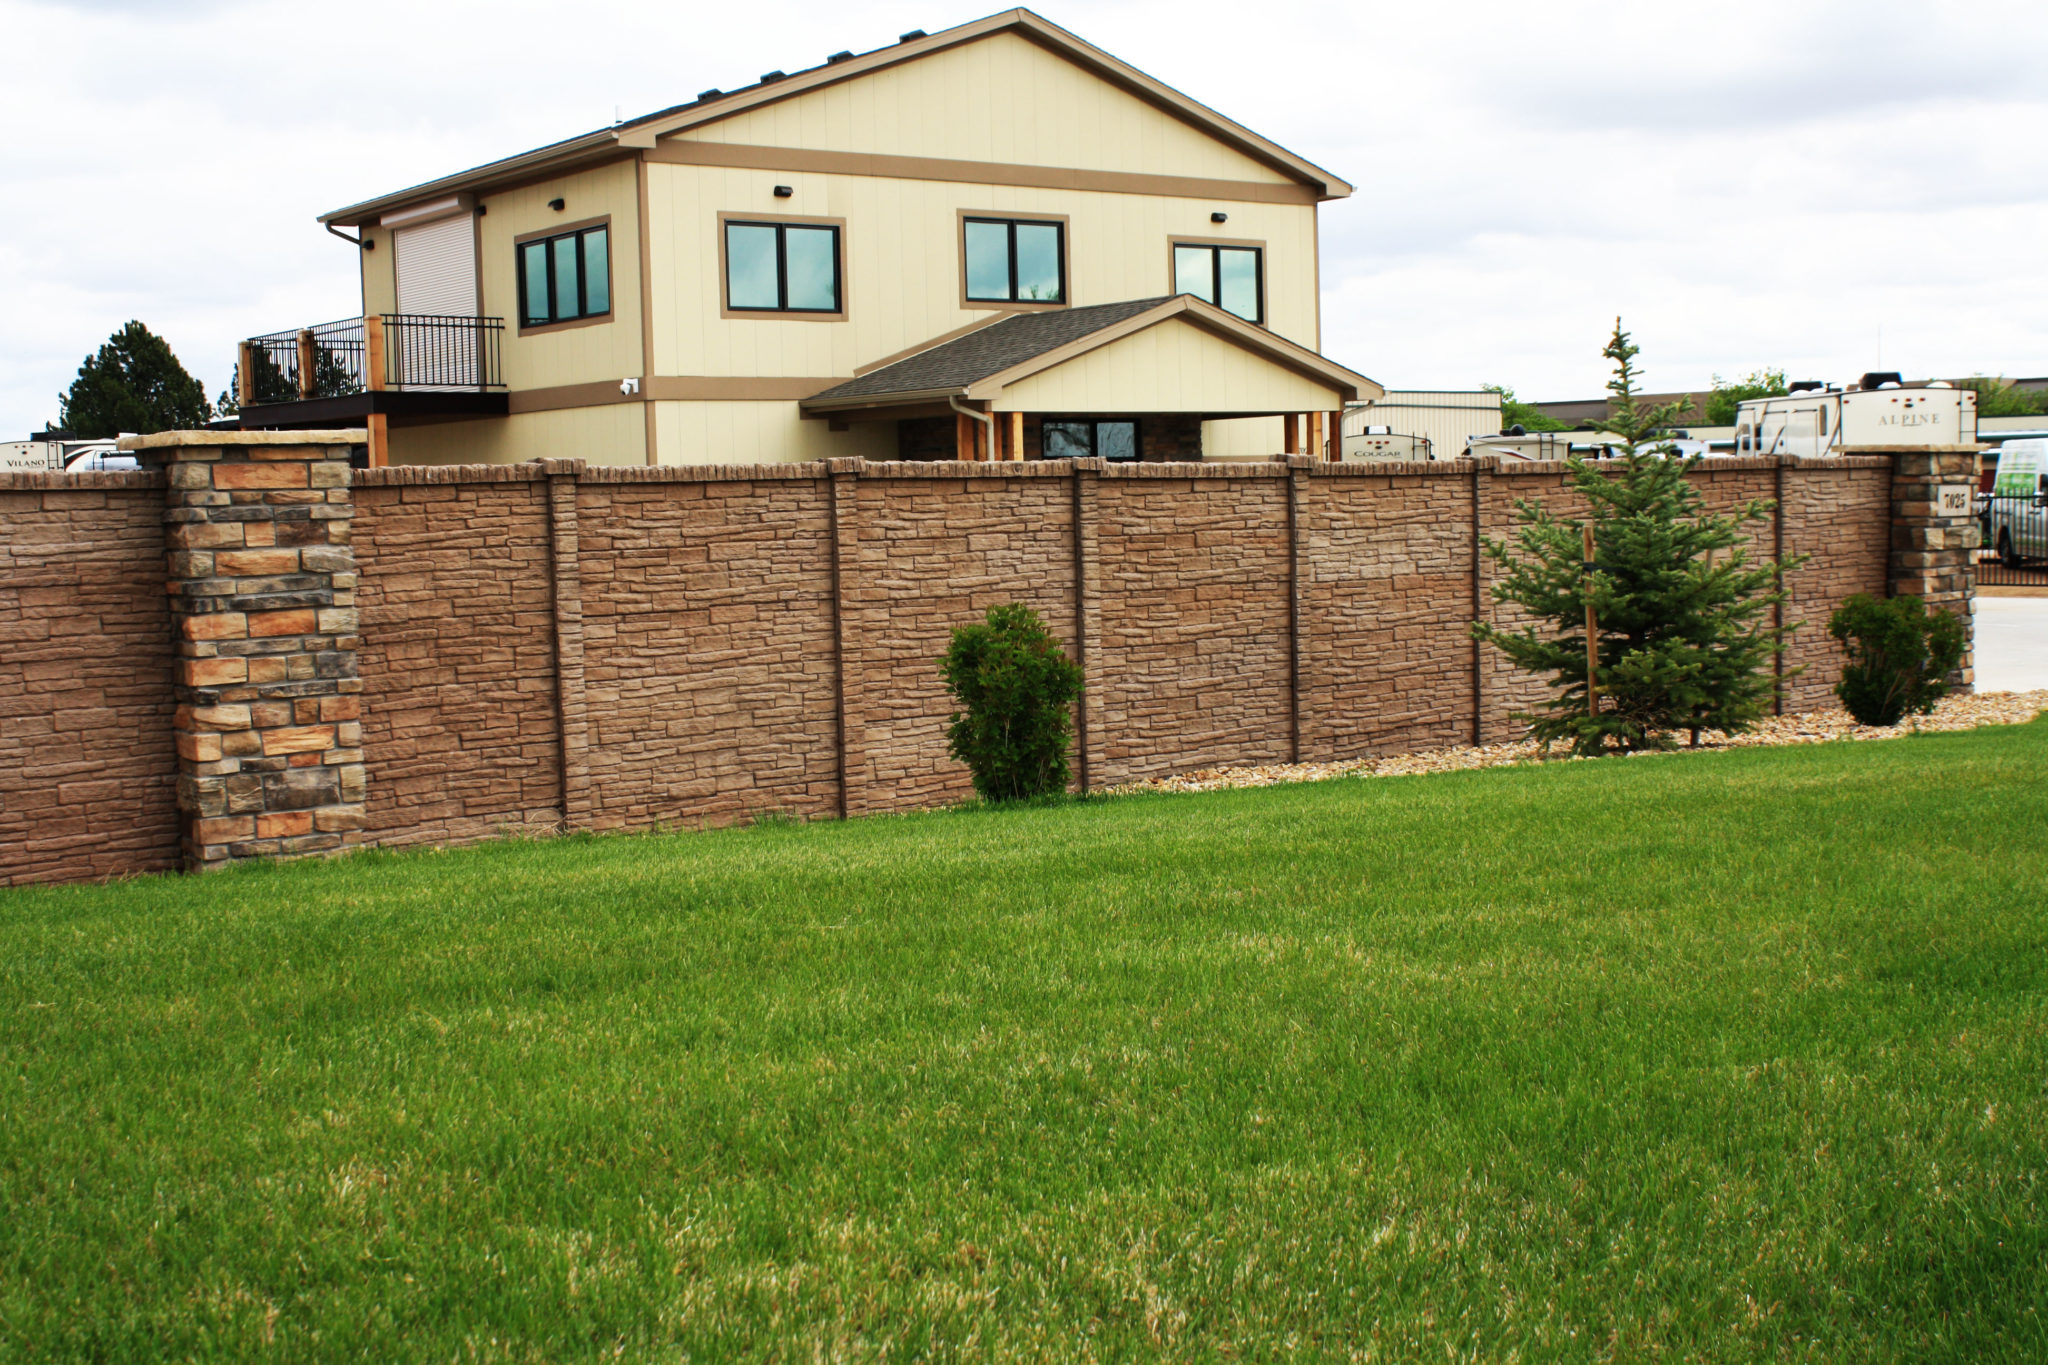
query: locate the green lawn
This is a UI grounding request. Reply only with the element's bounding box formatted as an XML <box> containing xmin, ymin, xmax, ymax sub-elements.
<box><xmin>3</xmin><ymin>724</ymin><xmax>2045</xmax><ymax>1362</ymax></box>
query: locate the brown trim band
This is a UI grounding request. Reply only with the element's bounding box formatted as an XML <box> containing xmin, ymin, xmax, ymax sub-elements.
<box><xmin>647</xmin><ymin>377</ymin><xmax>845</xmax><ymax>401</ymax></box>
<box><xmin>642</xmin><ymin>140</ymin><xmax>1320</xmax><ymax>205</ymax></box>
<box><xmin>508</xmin><ymin>376</ymin><xmax>852</xmax><ymax>414</ymax></box>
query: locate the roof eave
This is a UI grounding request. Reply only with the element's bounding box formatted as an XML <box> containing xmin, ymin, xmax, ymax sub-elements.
<box><xmin>800</xmin><ymin>385</ymin><xmax>971</xmax><ymax>414</ymax></box>
<box><xmin>317</xmin><ymin>130</ymin><xmax>627</xmax><ymax>227</ymax></box>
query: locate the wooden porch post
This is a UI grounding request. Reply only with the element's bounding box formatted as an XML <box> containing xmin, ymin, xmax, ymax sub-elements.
<box><xmin>295</xmin><ymin>330</ymin><xmax>317</xmax><ymax>400</ymax></box>
<box><xmin>1283</xmin><ymin>413</ymin><xmax>1299</xmax><ymax>456</ymax></box>
<box><xmin>1328</xmin><ymin>409</ymin><xmax>1344</xmax><ymax>461</ymax></box>
<box><xmin>1308</xmin><ymin>412</ymin><xmax>1324</xmax><ymax>463</ymax></box>
<box><xmin>955</xmin><ymin>412</ymin><xmax>974</xmax><ymax>461</ymax></box>
<box><xmin>1009</xmin><ymin>410</ymin><xmax>1024</xmax><ymax>462</ymax></box>
<box><xmin>362</xmin><ymin>315</ymin><xmax>389</xmax><ymax>468</ymax></box>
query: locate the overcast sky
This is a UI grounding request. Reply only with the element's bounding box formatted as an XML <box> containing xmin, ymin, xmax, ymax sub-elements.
<box><xmin>4</xmin><ymin>0</ymin><xmax>2046</xmax><ymax>434</ymax></box>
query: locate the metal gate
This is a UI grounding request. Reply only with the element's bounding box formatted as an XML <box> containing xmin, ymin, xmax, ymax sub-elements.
<box><xmin>1976</xmin><ymin>492</ymin><xmax>2048</xmax><ymax>587</ymax></box>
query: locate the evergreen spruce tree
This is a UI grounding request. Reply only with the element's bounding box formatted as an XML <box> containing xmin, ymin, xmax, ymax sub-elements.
<box><xmin>56</xmin><ymin>321</ymin><xmax>212</xmax><ymax>437</ymax></box>
<box><xmin>1473</xmin><ymin>320</ymin><xmax>1800</xmax><ymax>754</ymax></box>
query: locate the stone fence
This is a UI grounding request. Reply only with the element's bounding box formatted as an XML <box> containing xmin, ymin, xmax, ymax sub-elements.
<box><xmin>0</xmin><ymin>434</ymin><xmax>1977</xmax><ymax>886</ymax></box>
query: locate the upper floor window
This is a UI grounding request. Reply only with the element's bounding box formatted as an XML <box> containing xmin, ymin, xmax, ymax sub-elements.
<box><xmin>724</xmin><ymin>218</ymin><xmax>843</xmax><ymax>315</ymax></box>
<box><xmin>1173</xmin><ymin>240</ymin><xmax>1262</xmax><ymax>324</ymax></box>
<box><xmin>518</xmin><ymin>223</ymin><xmax>609</xmax><ymax>328</ymax></box>
<box><xmin>963</xmin><ymin>216</ymin><xmax>1065</xmax><ymax>305</ymax></box>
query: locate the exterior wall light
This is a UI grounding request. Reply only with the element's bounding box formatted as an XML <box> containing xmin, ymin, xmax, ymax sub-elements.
<box><xmin>1211</xmin><ymin>211</ymin><xmax>1228</xmax><ymax>223</ymax></box>
<box><xmin>773</xmin><ymin>185</ymin><xmax>794</xmax><ymax>198</ymax></box>
<box><xmin>549</xmin><ymin>198</ymin><xmax>566</xmax><ymax>212</ymax></box>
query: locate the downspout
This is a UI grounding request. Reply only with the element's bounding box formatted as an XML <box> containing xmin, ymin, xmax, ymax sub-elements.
<box><xmin>949</xmin><ymin>394</ymin><xmax>993</xmax><ymax>460</ymax></box>
<box><xmin>325</xmin><ymin>223</ymin><xmax>370</xmax><ymax>250</ymax></box>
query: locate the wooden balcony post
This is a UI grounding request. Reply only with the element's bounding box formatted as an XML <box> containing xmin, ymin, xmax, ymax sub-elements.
<box><xmin>295</xmin><ymin>329</ymin><xmax>316</xmax><ymax>400</ymax></box>
<box><xmin>363</xmin><ymin>315</ymin><xmax>387</xmax><ymax>392</ymax></box>
<box><xmin>1283</xmin><ymin>413</ymin><xmax>1299</xmax><ymax>456</ymax></box>
<box><xmin>236</xmin><ymin>342</ymin><xmax>256</xmax><ymax>409</ymax></box>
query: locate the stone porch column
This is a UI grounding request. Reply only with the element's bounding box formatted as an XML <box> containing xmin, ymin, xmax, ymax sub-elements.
<box><xmin>121</xmin><ymin>430</ymin><xmax>368</xmax><ymax>870</ymax></box>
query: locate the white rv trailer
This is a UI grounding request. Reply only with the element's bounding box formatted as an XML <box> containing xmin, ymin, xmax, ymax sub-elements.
<box><xmin>1342</xmin><ymin>390</ymin><xmax>1502</xmax><ymax>461</ymax></box>
<box><xmin>1464</xmin><ymin>431</ymin><xmax>1628</xmax><ymax>462</ymax></box>
<box><xmin>1342</xmin><ymin>427</ymin><xmax>1432</xmax><ymax>461</ymax></box>
<box><xmin>1733</xmin><ymin>376</ymin><xmax>1978</xmax><ymax>457</ymax></box>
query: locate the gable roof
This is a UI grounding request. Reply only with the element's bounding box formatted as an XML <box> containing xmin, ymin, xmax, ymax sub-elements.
<box><xmin>802</xmin><ymin>295</ymin><xmax>1382</xmax><ymax>412</ymax></box>
<box><xmin>320</xmin><ymin>9</ymin><xmax>1351</xmax><ymax>227</ymax></box>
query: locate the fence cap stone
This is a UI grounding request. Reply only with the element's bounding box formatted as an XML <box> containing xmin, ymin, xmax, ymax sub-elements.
<box><xmin>118</xmin><ymin>429</ymin><xmax>368</xmax><ymax>451</ymax></box>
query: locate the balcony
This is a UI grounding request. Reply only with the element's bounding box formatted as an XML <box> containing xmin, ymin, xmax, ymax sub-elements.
<box><xmin>231</xmin><ymin>315</ymin><xmax>509</xmax><ymax>453</ymax></box>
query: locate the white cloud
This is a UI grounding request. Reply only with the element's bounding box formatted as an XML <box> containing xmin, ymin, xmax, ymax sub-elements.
<box><xmin>2</xmin><ymin>0</ymin><xmax>2044</xmax><ymax>433</ymax></box>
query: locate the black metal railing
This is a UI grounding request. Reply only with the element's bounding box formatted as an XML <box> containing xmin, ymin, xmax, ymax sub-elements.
<box><xmin>382</xmin><ymin>313</ymin><xmax>503</xmax><ymax>391</ymax></box>
<box><xmin>238</xmin><ymin>314</ymin><xmax>503</xmax><ymax>405</ymax></box>
<box><xmin>243</xmin><ymin>317</ymin><xmax>366</xmax><ymax>403</ymax></box>
<box><xmin>1975</xmin><ymin>492</ymin><xmax>2048</xmax><ymax>586</ymax></box>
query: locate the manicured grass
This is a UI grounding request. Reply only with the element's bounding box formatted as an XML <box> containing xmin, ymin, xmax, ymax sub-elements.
<box><xmin>3</xmin><ymin>724</ymin><xmax>2046</xmax><ymax>1362</ymax></box>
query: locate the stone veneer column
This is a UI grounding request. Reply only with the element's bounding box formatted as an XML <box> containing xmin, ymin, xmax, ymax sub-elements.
<box><xmin>1883</xmin><ymin>443</ymin><xmax>1981</xmax><ymax>689</ymax></box>
<box><xmin>122</xmin><ymin>430</ymin><xmax>367</xmax><ymax>870</ymax></box>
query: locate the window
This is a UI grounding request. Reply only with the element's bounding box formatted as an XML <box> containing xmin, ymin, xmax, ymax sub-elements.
<box><xmin>963</xmin><ymin>217</ymin><xmax>1065</xmax><ymax>304</ymax></box>
<box><xmin>1042</xmin><ymin>419</ymin><xmax>1139</xmax><ymax>462</ymax></box>
<box><xmin>724</xmin><ymin>219</ymin><xmax>842</xmax><ymax>314</ymax></box>
<box><xmin>517</xmin><ymin>224</ymin><xmax>609</xmax><ymax>327</ymax></box>
<box><xmin>1172</xmin><ymin>241</ymin><xmax>1263</xmax><ymax>323</ymax></box>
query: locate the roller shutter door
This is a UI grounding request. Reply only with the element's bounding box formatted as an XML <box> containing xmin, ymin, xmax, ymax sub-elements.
<box><xmin>394</xmin><ymin>214</ymin><xmax>478</xmax><ymax>317</ymax></box>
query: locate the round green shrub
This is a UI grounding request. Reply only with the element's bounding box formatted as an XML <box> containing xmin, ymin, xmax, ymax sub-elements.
<box><xmin>1828</xmin><ymin>594</ymin><xmax>1966</xmax><ymax>727</ymax></box>
<box><xmin>940</xmin><ymin>603</ymin><xmax>1085</xmax><ymax>803</ymax></box>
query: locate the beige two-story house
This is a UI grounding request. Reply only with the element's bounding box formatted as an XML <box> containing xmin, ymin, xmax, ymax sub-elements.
<box><xmin>234</xmin><ymin>9</ymin><xmax>1379</xmax><ymax>466</ymax></box>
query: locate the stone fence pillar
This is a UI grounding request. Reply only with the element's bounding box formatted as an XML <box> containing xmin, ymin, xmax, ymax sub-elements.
<box><xmin>1876</xmin><ymin>444</ymin><xmax>1980</xmax><ymax>689</ymax></box>
<box><xmin>120</xmin><ymin>430</ymin><xmax>367</xmax><ymax>870</ymax></box>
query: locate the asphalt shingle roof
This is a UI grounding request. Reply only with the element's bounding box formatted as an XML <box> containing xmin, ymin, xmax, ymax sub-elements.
<box><xmin>808</xmin><ymin>297</ymin><xmax>1174</xmax><ymax>403</ymax></box>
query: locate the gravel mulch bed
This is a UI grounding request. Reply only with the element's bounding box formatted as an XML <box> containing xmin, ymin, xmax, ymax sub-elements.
<box><xmin>1107</xmin><ymin>690</ymin><xmax>2048</xmax><ymax>795</ymax></box>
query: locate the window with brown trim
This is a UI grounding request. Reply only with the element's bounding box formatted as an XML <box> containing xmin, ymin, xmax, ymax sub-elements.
<box><xmin>1172</xmin><ymin>241</ymin><xmax>1262</xmax><ymax>323</ymax></box>
<box><xmin>724</xmin><ymin>219</ymin><xmax>842</xmax><ymax>313</ymax></box>
<box><xmin>963</xmin><ymin>217</ymin><xmax>1065</xmax><ymax>304</ymax></box>
<box><xmin>518</xmin><ymin>225</ymin><xmax>610</xmax><ymax>327</ymax></box>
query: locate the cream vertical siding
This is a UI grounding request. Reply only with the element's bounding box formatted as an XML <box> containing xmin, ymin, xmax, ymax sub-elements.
<box><xmin>645</xmin><ymin>164</ymin><xmax>1321</xmax><ymax>381</ymax></box>
<box><xmin>653</xmin><ymin>401</ymin><xmax>895</xmax><ymax>465</ymax></box>
<box><xmin>681</xmin><ymin>32</ymin><xmax>1298</xmax><ymax>184</ymax></box>
<box><xmin>358</xmin><ymin>225</ymin><xmax>396</xmax><ymax>317</ymax></box>
<box><xmin>477</xmin><ymin>159</ymin><xmax>644</xmax><ymax>391</ymax></box>
<box><xmin>995</xmin><ymin>319</ymin><xmax>1343</xmax><ymax>414</ymax></box>
<box><xmin>1201</xmin><ymin>416</ymin><xmax>1286</xmax><ymax>460</ymax></box>
<box><xmin>387</xmin><ymin>404</ymin><xmax>646</xmax><ymax>466</ymax></box>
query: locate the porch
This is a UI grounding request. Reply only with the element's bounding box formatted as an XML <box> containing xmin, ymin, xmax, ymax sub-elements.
<box><xmin>800</xmin><ymin>295</ymin><xmax>1379</xmax><ymax>462</ymax></box>
<box><xmin>229</xmin><ymin>314</ymin><xmax>509</xmax><ymax>463</ymax></box>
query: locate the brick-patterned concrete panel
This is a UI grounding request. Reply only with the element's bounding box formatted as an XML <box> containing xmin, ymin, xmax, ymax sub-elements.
<box><xmin>1299</xmin><ymin>470</ymin><xmax>1476</xmax><ymax>760</ymax></box>
<box><xmin>843</xmin><ymin>473</ymin><xmax>1079</xmax><ymax>808</ymax></box>
<box><xmin>577</xmin><ymin>478</ymin><xmax>841</xmax><ymax>827</ymax></box>
<box><xmin>353</xmin><ymin>477</ymin><xmax>563</xmax><ymax>845</ymax></box>
<box><xmin>0</xmin><ymin>479</ymin><xmax>180</xmax><ymax>885</ymax></box>
<box><xmin>1782</xmin><ymin>463</ymin><xmax>1892</xmax><ymax>711</ymax></box>
<box><xmin>1093</xmin><ymin>472</ymin><xmax>1291</xmax><ymax>783</ymax></box>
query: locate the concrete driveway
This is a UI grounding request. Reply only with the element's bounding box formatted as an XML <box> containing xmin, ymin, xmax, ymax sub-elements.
<box><xmin>1976</xmin><ymin>595</ymin><xmax>2048</xmax><ymax>692</ymax></box>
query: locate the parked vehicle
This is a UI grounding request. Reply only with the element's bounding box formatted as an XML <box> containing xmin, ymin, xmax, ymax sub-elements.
<box><xmin>1985</xmin><ymin>440</ymin><xmax>2047</xmax><ymax>567</ymax></box>
<box><xmin>63</xmin><ymin>446</ymin><xmax>140</xmax><ymax>473</ymax></box>
<box><xmin>1733</xmin><ymin>374</ymin><xmax>1978</xmax><ymax>456</ymax></box>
